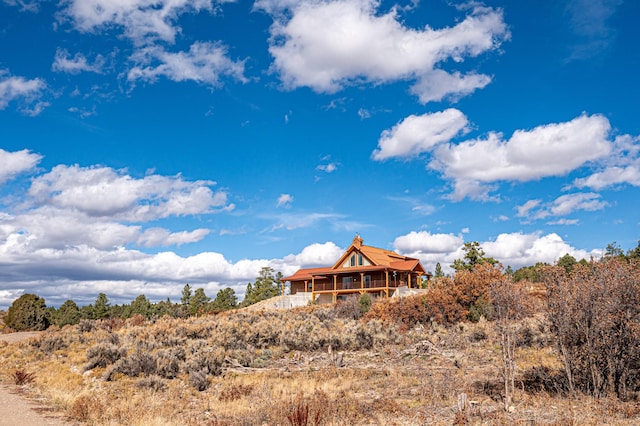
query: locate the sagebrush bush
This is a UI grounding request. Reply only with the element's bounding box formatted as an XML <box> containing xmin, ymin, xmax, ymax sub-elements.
<box><xmin>189</xmin><ymin>370</ymin><xmax>210</xmax><ymax>391</ymax></box>
<box><xmin>85</xmin><ymin>343</ymin><xmax>126</xmax><ymax>370</ymax></box>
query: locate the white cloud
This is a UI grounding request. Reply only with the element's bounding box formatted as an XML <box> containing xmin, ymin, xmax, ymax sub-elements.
<box><xmin>545</xmin><ymin>193</ymin><xmax>608</xmax><ymax>217</ymax></box>
<box><xmin>138</xmin><ymin>227</ymin><xmax>210</xmax><ymax>247</ymax></box>
<box><xmin>547</xmin><ymin>218</ymin><xmax>580</xmax><ymax>225</ymax></box>
<box><xmin>52</xmin><ymin>49</ymin><xmax>105</xmax><ymax>74</ymax></box>
<box><xmin>393</xmin><ymin>230</ymin><xmax>463</xmax><ymax>254</ymax></box>
<box><xmin>573</xmin><ymin>166</ymin><xmax>640</xmax><ymax>190</ymax></box>
<box><xmin>262</xmin><ymin>0</ymin><xmax>508</xmax><ymax>102</ymax></box>
<box><xmin>292</xmin><ymin>241</ymin><xmax>343</xmax><ymax>267</ymax></box>
<box><xmin>516</xmin><ymin>199</ymin><xmax>541</xmax><ymax>218</ymax></box>
<box><xmin>482</xmin><ymin>232</ymin><xmax>599</xmax><ymax>269</ymax></box>
<box><xmin>61</xmin><ymin>0</ymin><xmax>221</xmax><ymax>45</ymax></box>
<box><xmin>0</xmin><ymin>148</ymin><xmax>43</xmax><ymax>184</ymax></box>
<box><xmin>0</xmin><ymin>70</ymin><xmax>47</xmax><ymax>113</ymax></box>
<box><xmin>2</xmin><ymin>0</ymin><xmax>40</xmax><ymax>12</ymax></box>
<box><xmin>517</xmin><ymin>193</ymin><xmax>608</xmax><ymax>220</ymax></box>
<box><xmin>372</xmin><ymin>108</ymin><xmax>469</xmax><ymax>160</ymax></box>
<box><xmin>58</xmin><ymin>1</ymin><xmax>246</xmax><ymax>90</ymax></box>
<box><xmin>408</xmin><ymin>69</ymin><xmax>491</xmax><ymax>104</ymax></box>
<box><xmin>392</xmin><ymin>229</ymin><xmax>601</xmax><ymax>274</ymax></box>
<box><xmin>27</xmin><ymin>164</ymin><xmax>232</xmax><ymax>221</ymax></box>
<box><xmin>266</xmin><ymin>212</ymin><xmax>347</xmax><ymax>231</ymax></box>
<box><xmin>277</xmin><ymin>193</ymin><xmax>294</xmax><ymax>208</ymax></box>
<box><xmin>429</xmin><ymin>113</ymin><xmax>613</xmax><ymax>200</ymax></box>
<box><xmin>316</xmin><ymin>162</ymin><xmax>337</xmax><ymax>173</ymax></box>
<box><xmin>128</xmin><ymin>42</ymin><xmax>246</xmax><ymax>86</ymax></box>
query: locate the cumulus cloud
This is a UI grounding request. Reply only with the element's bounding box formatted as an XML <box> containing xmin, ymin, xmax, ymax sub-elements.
<box><xmin>377</xmin><ymin>110</ymin><xmax>618</xmax><ymax>201</ymax></box>
<box><xmin>276</xmin><ymin>193</ymin><xmax>294</xmax><ymax>208</ymax></box>
<box><xmin>0</xmin><ymin>70</ymin><xmax>47</xmax><ymax>114</ymax></box>
<box><xmin>128</xmin><ymin>42</ymin><xmax>246</xmax><ymax>87</ymax></box>
<box><xmin>57</xmin><ymin>1</ymin><xmax>246</xmax><ymax>89</ymax></box>
<box><xmin>480</xmin><ymin>232</ymin><xmax>598</xmax><ymax>268</ymax></box>
<box><xmin>372</xmin><ymin>108</ymin><xmax>469</xmax><ymax>160</ymax></box>
<box><xmin>431</xmin><ymin>114</ymin><xmax>612</xmax><ymax>200</ymax></box>
<box><xmin>393</xmin><ymin>230</ymin><xmax>463</xmax><ymax>254</ymax></box>
<box><xmin>52</xmin><ymin>49</ymin><xmax>105</xmax><ymax>74</ymax></box>
<box><xmin>27</xmin><ymin>164</ymin><xmax>232</xmax><ymax>221</ymax></box>
<box><xmin>261</xmin><ymin>0</ymin><xmax>508</xmax><ymax>102</ymax></box>
<box><xmin>288</xmin><ymin>241</ymin><xmax>344</xmax><ymax>267</ymax></box>
<box><xmin>0</xmin><ymin>148</ymin><xmax>43</xmax><ymax>184</ymax></box>
<box><xmin>60</xmin><ymin>0</ymin><xmax>221</xmax><ymax>45</ymax></box>
<box><xmin>572</xmin><ymin>135</ymin><xmax>640</xmax><ymax>190</ymax></box>
<box><xmin>393</xmin><ymin>229</ymin><xmax>601</xmax><ymax>274</ymax></box>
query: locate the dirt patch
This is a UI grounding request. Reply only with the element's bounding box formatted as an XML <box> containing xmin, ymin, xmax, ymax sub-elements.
<box><xmin>0</xmin><ymin>331</ymin><xmax>41</xmax><ymax>344</ymax></box>
<box><xmin>0</xmin><ymin>331</ymin><xmax>72</xmax><ymax>425</ymax></box>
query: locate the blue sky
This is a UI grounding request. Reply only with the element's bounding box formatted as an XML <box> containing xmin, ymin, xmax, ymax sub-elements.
<box><xmin>1</xmin><ymin>0</ymin><xmax>638</xmax><ymax>308</ymax></box>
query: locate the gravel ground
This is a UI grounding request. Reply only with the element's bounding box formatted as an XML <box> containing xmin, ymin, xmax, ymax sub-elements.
<box><xmin>0</xmin><ymin>332</ymin><xmax>72</xmax><ymax>426</ymax></box>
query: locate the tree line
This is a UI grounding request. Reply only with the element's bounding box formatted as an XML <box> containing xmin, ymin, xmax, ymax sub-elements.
<box><xmin>2</xmin><ymin>266</ymin><xmax>283</xmax><ymax>331</ymax></box>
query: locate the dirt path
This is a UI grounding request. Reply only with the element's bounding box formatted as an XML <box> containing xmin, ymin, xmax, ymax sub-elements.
<box><xmin>0</xmin><ymin>332</ymin><xmax>72</xmax><ymax>426</ymax></box>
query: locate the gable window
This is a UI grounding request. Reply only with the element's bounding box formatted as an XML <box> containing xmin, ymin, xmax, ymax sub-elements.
<box><xmin>350</xmin><ymin>254</ymin><xmax>356</xmax><ymax>267</ymax></box>
<box><xmin>358</xmin><ymin>253</ymin><xmax>363</xmax><ymax>266</ymax></box>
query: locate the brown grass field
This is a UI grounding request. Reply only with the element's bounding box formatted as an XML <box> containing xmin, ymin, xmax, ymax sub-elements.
<box><xmin>1</xmin><ymin>296</ymin><xmax>639</xmax><ymax>425</ymax></box>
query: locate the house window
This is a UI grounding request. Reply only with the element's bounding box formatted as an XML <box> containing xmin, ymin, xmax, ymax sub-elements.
<box><xmin>342</xmin><ymin>277</ymin><xmax>353</xmax><ymax>289</ymax></box>
<box><xmin>364</xmin><ymin>275</ymin><xmax>371</xmax><ymax>288</ymax></box>
<box><xmin>350</xmin><ymin>254</ymin><xmax>356</xmax><ymax>267</ymax></box>
<box><xmin>358</xmin><ymin>253</ymin><xmax>363</xmax><ymax>266</ymax></box>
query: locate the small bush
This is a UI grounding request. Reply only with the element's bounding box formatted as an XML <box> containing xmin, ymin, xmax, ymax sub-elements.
<box><xmin>12</xmin><ymin>369</ymin><xmax>36</xmax><ymax>385</ymax></box>
<box><xmin>334</xmin><ymin>296</ymin><xmax>362</xmax><ymax>320</ymax></box>
<box><xmin>78</xmin><ymin>319</ymin><xmax>95</xmax><ymax>333</ymax></box>
<box><xmin>68</xmin><ymin>395</ymin><xmax>104</xmax><ymax>422</ymax></box>
<box><xmin>137</xmin><ymin>375</ymin><xmax>166</xmax><ymax>392</ymax></box>
<box><xmin>359</xmin><ymin>293</ymin><xmax>372</xmax><ymax>315</ymax></box>
<box><xmin>113</xmin><ymin>350</ymin><xmax>158</xmax><ymax>377</ymax></box>
<box><xmin>189</xmin><ymin>370</ymin><xmax>210</xmax><ymax>391</ymax></box>
<box><xmin>218</xmin><ymin>384</ymin><xmax>254</xmax><ymax>402</ymax></box>
<box><xmin>31</xmin><ymin>335</ymin><xmax>68</xmax><ymax>353</ymax></box>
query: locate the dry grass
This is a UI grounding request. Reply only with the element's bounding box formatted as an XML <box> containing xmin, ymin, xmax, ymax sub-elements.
<box><xmin>0</xmin><ymin>302</ymin><xmax>638</xmax><ymax>425</ymax></box>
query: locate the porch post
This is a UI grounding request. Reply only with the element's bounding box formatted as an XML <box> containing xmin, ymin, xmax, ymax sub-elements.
<box><xmin>360</xmin><ymin>272</ymin><xmax>364</xmax><ymax>289</ymax></box>
<box><xmin>385</xmin><ymin>270</ymin><xmax>389</xmax><ymax>298</ymax></box>
<box><xmin>311</xmin><ymin>277</ymin><xmax>315</xmax><ymax>302</ymax></box>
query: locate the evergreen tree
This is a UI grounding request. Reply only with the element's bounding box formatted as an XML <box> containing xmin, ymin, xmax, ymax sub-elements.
<box><xmin>5</xmin><ymin>294</ymin><xmax>50</xmax><ymax>331</ymax></box>
<box><xmin>557</xmin><ymin>253</ymin><xmax>577</xmax><ymax>274</ymax></box>
<box><xmin>129</xmin><ymin>294</ymin><xmax>152</xmax><ymax>319</ymax></box>
<box><xmin>189</xmin><ymin>288</ymin><xmax>211</xmax><ymax>316</ymax></box>
<box><xmin>55</xmin><ymin>299</ymin><xmax>81</xmax><ymax>327</ymax></box>
<box><xmin>627</xmin><ymin>240</ymin><xmax>640</xmax><ymax>260</ymax></box>
<box><xmin>93</xmin><ymin>293</ymin><xmax>111</xmax><ymax>319</ymax></box>
<box><xmin>434</xmin><ymin>262</ymin><xmax>444</xmax><ymax>278</ymax></box>
<box><xmin>451</xmin><ymin>242</ymin><xmax>498</xmax><ymax>272</ymax></box>
<box><xmin>242</xmin><ymin>267</ymin><xmax>281</xmax><ymax>307</ymax></box>
<box><xmin>212</xmin><ymin>288</ymin><xmax>237</xmax><ymax>311</ymax></box>
<box><xmin>181</xmin><ymin>284</ymin><xmax>192</xmax><ymax>306</ymax></box>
